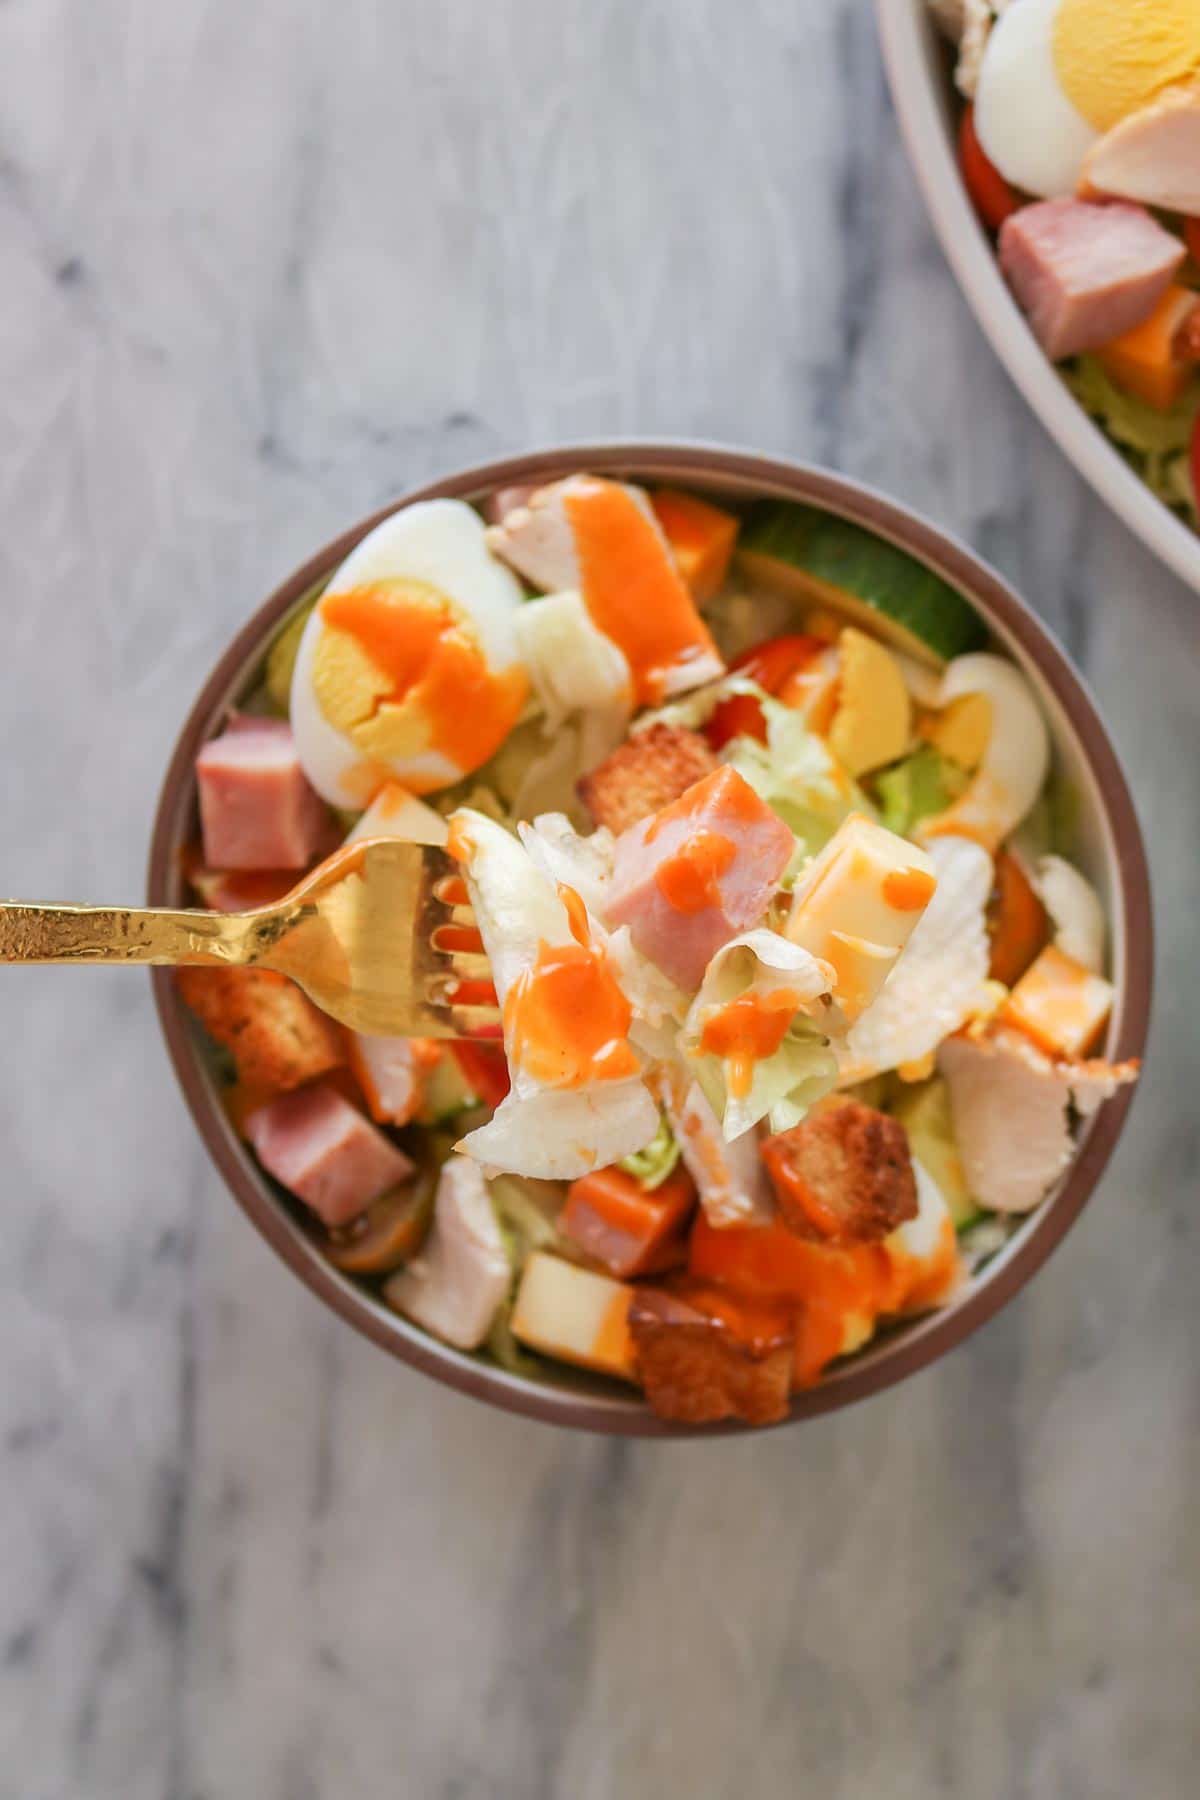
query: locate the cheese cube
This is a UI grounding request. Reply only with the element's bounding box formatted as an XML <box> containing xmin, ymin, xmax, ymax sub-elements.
<box><xmin>510</xmin><ymin>1253</ymin><xmax>637</xmax><ymax>1381</ymax></box>
<box><xmin>786</xmin><ymin>815</ymin><xmax>936</xmax><ymax>1020</ymax></box>
<box><xmin>1001</xmin><ymin>944</ymin><xmax>1113</xmax><ymax>1059</ymax></box>
<box><xmin>822</xmin><ymin>933</ymin><xmax>900</xmax><ymax>1023</ymax></box>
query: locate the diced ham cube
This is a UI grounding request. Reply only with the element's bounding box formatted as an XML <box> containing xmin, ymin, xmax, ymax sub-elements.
<box><xmin>604</xmin><ymin>765</ymin><xmax>793</xmax><ymax>990</ymax></box>
<box><xmin>559</xmin><ymin>1164</ymin><xmax>696</xmax><ymax>1278</ymax></box>
<box><xmin>998</xmin><ymin>198</ymin><xmax>1185</xmax><ymax>361</ymax></box>
<box><xmin>384</xmin><ymin>1157</ymin><xmax>510</xmax><ymax>1351</ymax></box>
<box><xmin>196</xmin><ymin>716</ymin><xmax>333</xmax><ymax>871</ymax></box>
<box><xmin>245</xmin><ymin>1081</ymin><xmax>413</xmax><ymax>1228</ymax></box>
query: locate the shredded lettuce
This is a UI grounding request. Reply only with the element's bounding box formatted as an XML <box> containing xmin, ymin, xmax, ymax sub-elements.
<box><xmin>889</xmin><ymin>1076</ymin><xmax>979</xmax><ymax>1229</ymax></box>
<box><xmin>873</xmin><ymin>744</ymin><xmax>968</xmax><ymax>837</ymax></box>
<box><xmin>632</xmin><ymin>671</ymin><xmax>758</xmax><ymax>735</ymax></box>
<box><xmin>482</xmin><ymin>1177</ymin><xmax>564</xmax><ymax>1378</ymax></box>
<box><xmin>488</xmin><ymin>1174</ymin><xmax>564</xmax><ymax>1258</ymax></box>
<box><xmin>1064</xmin><ymin>356</ymin><xmax>1199</xmax><ymax>524</ymax></box>
<box><xmin>452</xmin><ymin>810</ymin><xmax>659</xmax><ymax>1178</ymax></box>
<box><xmin>484</xmin><ymin>1304</ymin><xmax>543</xmax><ymax>1378</ymax></box>
<box><xmin>681</xmin><ymin>930</ymin><xmax>838</xmax><ymax>1139</ymax></box>
<box><xmin>514</xmin><ymin>591</ymin><xmax>632</xmax><ymax>730</ymax></box>
<box><xmin>724</xmin><ymin>692</ymin><xmax>866</xmax><ymax>874</ymax></box>
<box><xmin>618</xmin><ymin>1111</ymin><xmax>681</xmax><ymax>1189</ymax></box>
<box><xmin>690</xmin><ymin>1017</ymin><xmax>838</xmax><ymax>1140</ymax></box>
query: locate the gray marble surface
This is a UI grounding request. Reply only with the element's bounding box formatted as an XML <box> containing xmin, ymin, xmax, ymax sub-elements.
<box><xmin>0</xmin><ymin>2</ymin><xmax>1195</xmax><ymax>1795</ymax></box>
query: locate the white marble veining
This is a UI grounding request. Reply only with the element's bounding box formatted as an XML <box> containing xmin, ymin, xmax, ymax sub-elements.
<box><xmin>0</xmin><ymin>2</ymin><xmax>1196</xmax><ymax>1795</ymax></box>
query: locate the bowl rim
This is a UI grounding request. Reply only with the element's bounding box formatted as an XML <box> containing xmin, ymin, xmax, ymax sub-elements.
<box><xmin>148</xmin><ymin>438</ymin><xmax>1153</xmax><ymax>1437</ymax></box>
<box><xmin>874</xmin><ymin>0</ymin><xmax>1200</xmax><ymax>598</ymax></box>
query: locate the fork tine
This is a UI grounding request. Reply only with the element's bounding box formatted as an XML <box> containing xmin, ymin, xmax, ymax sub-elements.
<box><xmin>425</xmin><ymin>856</ymin><xmax>501</xmax><ymax>1037</ymax></box>
<box><xmin>429</xmin><ymin>922</ymin><xmax>485</xmax><ymax>956</ymax></box>
<box><xmin>447</xmin><ymin>1006</ymin><xmax>504</xmax><ymax>1040</ymax></box>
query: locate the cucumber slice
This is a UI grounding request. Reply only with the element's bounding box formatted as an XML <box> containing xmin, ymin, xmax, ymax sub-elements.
<box><xmin>417</xmin><ymin>1052</ymin><xmax>480</xmax><ymax>1125</ymax></box>
<box><xmin>737</xmin><ymin>504</ymin><xmax>986</xmax><ymax>666</ymax></box>
<box><xmin>890</xmin><ymin>1076</ymin><xmax>982</xmax><ymax>1230</ymax></box>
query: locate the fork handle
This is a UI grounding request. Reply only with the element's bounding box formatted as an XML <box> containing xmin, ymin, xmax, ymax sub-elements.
<box><xmin>0</xmin><ymin>900</ymin><xmax>251</xmax><ymax>967</ymax></box>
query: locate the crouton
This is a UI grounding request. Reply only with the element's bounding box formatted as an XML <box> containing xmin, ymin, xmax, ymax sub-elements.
<box><xmin>761</xmin><ymin>1100</ymin><xmax>918</xmax><ymax>1246</ymax></box>
<box><xmin>176</xmin><ymin>966</ymin><xmax>344</xmax><ymax>1094</ymax></box>
<box><xmin>628</xmin><ymin>1281</ymin><xmax>794</xmax><ymax>1426</ymax></box>
<box><xmin>577</xmin><ymin>723</ymin><xmax>717</xmax><ymax>836</ymax></box>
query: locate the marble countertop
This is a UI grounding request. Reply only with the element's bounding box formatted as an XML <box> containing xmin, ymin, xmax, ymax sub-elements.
<box><xmin>0</xmin><ymin>2</ymin><xmax>1195</xmax><ymax>1795</ymax></box>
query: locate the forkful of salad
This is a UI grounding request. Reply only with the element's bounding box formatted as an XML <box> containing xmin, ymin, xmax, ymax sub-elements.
<box><xmin>0</xmin><ymin>838</ymin><xmax>500</xmax><ymax>1039</ymax></box>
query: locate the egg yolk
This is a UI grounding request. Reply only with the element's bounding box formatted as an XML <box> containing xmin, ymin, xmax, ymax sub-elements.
<box><xmin>312</xmin><ymin>579</ymin><xmax>527</xmax><ymax>789</ymax></box>
<box><xmin>1053</xmin><ymin>0</ymin><xmax>1200</xmax><ymax>134</ymax></box>
<box><xmin>503</xmin><ymin>885</ymin><xmax>638</xmax><ymax>1090</ymax></box>
<box><xmin>698</xmin><ymin>988</ymin><xmax>800</xmax><ymax>1098</ymax></box>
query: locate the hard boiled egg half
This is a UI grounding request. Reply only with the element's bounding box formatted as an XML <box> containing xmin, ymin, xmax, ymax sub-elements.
<box><xmin>975</xmin><ymin>0</ymin><xmax>1200</xmax><ymax>198</ymax></box>
<box><xmin>290</xmin><ymin>500</ymin><xmax>529</xmax><ymax>806</ymax></box>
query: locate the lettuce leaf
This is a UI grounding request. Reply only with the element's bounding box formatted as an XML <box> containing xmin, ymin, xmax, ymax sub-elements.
<box><xmin>873</xmin><ymin>744</ymin><xmax>968</xmax><ymax>837</ymax></box>
<box><xmin>689</xmin><ymin>1019</ymin><xmax>838</xmax><ymax>1141</ymax></box>
<box><xmin>723</xmin><ymin>692</ymin><xmax>866</xmax><ymax>875</ymax></box>
<box><xmin>513</xmin><ymin>591</ymin><xmax>632</xmax><ymax>731</ymax></box>
<box><xmin>1064</xmin><ymin>356</ymin><xmax>1199</xmax><ymax>524</ymax></box>
<box><xmin>680</xmin><ymin>929</ymin><xmax>838</xmax><ymax>1139</ymax></box>
<box><xmin>452</xmin><ymin>809</ymin><xmax>659</xmax><ymax>1178</ymax></box>
<box><xmin>618</xmin><ymin>1111</ymin><xmax>681</xmax><ymax>1189</ymax></box>
<box><xmin>488</xmin><ymin>1174</ymin><xmax>564</xmax><ymax>1258</ymax></box>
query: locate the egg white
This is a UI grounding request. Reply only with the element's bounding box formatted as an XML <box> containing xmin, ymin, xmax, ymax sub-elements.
<box><xmin>974</xmin><ymin>0</ymin><xmax>1099</xmax><ymax>197</ymax></box>
<box><xmin>290</xmin><ymin>499</ymin><xmax>527</xmax><ymax>806</ymax></box>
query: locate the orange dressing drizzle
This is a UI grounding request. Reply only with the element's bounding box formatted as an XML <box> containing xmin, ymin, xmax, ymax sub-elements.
<box><xmin>699</xmin><ymin>988</ymin><xmax>800</xmax><ymax>1097</ymax></box>
<box><xmin>688</xmin><ymin>1212</ymin><xmax>960</xmax><ymax>1387</ymax></box>
<box><xmin>503</xmin><ymin>923</ymin><xmax>638</xmax><ymax>1090</ymax></box>
<box><xmin>558</xmin><ymin>882</ymin><xmax>592</xmax><ymax>949</ymax></box>
<box><xmin>654</xmin><ymin>829</ymin><xmax>736</xmax><ymax>914</ymax></box>
<box><xmin>562</xmin><ymin>478</ymin><xmax>719</xmax><ymax>705</ymax></box>
<box><xmin>445</xmin><ymin>816</ymin><xmax>473</xmax><ymax>865</ymax></box>
<box><xmin>882</xmin><ymin>866</ymin><xmax>937</xmax><ymax>911</ymax></box>
<box><xmin>320</xmin><ymin>582</ymin><xmax>527</xmax><ymax>779</ymax></box>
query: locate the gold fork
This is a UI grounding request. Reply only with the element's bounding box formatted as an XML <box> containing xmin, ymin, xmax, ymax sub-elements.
<box><xmin>0</xmin><ymin>839</ymin><xmax>499</xmax><ymax>1039</ymax></box>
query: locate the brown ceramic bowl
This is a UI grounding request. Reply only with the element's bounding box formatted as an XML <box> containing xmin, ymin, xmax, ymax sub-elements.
<box><xmin>148</xmin><ymin>443</ymin><xmax>1152</xmax><ymax>1435</ymax></box>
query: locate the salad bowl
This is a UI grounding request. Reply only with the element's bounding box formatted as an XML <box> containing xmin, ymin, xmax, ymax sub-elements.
<box><xmin>149</xmin><ymin>441</ymin><xmax>1151</xmax><ymax>1434</ymax></box>
<box><xmin>876</xmin><ymin>0</ymin><xmax>1200</xmax><ymax>597</ymax></box>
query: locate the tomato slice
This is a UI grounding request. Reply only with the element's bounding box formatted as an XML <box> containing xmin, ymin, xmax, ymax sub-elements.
<box><xmin>706</xmin><ymin>692</ymin><xmax>768</xmax><ymax>750</ymax></box>
<box><xmin>448</xmin><ymin>1040</ymin><xmax>510</xmax><ymax>1109</ymax></box>
<box><xmin>1185</xmin><ymin>218</ymin><xmax>1200</xmax><ymax>266</ymax></box>
<box><xmin>958</xmin><ymin>104</ymin><xmax>1018</xmax><ymax>233</ymax></box>
<box><xmin>706</xmin><ymin>633</ymin><xmax>825</xmax><ymax>749</ymax></box>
